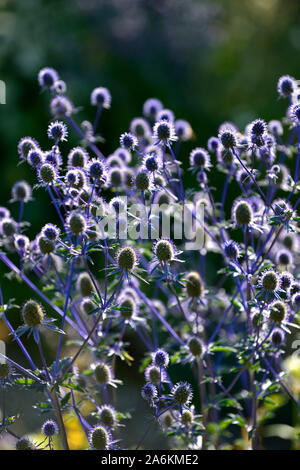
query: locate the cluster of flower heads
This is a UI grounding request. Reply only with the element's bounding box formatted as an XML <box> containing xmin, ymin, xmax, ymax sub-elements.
<box><xmin>1</xmin><ymin>69</ymin><xmax>300</xmax><ymax>450</ymax></box>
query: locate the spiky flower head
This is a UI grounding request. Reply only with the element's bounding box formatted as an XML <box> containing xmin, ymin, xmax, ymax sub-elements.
<box><xmin>145</xmin><ymin>364</ymin><xmax>166</xmax><ymax>385</ymax></box>
<box><xmin>117</xmin><ymin>246</ymin><xmax>137</xmax><ymax>272</ymax></box>
<box><xmin>141</xmin><ymin>383</ymin><xmax>157</xmax><ymax>401</ymax></box>
<box><xmin>186</xmin><ymin>271</ymin><xmax>203</xmax><ymax>298</ymax></box>
<box><xmin>76</xmin><ymin>272</ymin><xmax>95</xmax><ymax>297</ymax></box>
<box><xmin>16</xmin><ymin>437</ymin><xmax>36</xmax><ymax>450</ymax></box>
<box><xmin>68</xmin><ymin>147</ymin><xmax>89</xmax><ymax>168</ymax></box>
<box><xmin>120</xmin><ymin>132</ymin><xmax>138</xmax><ymax>150</ymax></box>
<box><xmin>269</xmin><ymin>300</ymin><xmax>287</xmax><ymax>323</ymax></box>
<box><xmin>118</xmin><ymin>294</ymin><xmax>136</xmax><ymax>318</ymax></box>
<box><xmin>250</xmin><ymin>119</ymin><xmax>267</xmax><ymax>137</ymax></box>
<box><xmin>14</xmin><ymin>234</ymin><xmax>30</xmax><ymax>252</ymax></box>
<box><xmin>157</xmin><ymin>108</ymin><xmax>175</xmax><ymax>122</ymax></box>
<box><xmin>152</xmin><ymin>349</ymin><xmax>169</xmax><ymax>368</ymax></box>
<box><xmin>41</xmin><ymin>223</ymin><xmax>60</xmax><ymax>241</ymax></box>
<box><xmin>260</xmin><ymin>270</ymin><xmax>280</xmax><ymax>293</ymax></box>
<box><xmin>279</xmin><ymin>272</ymin><xmax>293</xmax><ymax>290</ymax></box>
<box><xmin>47</xmin><ymin>121</ymin><xmax>68</xmax><ymax>142</ymax></box>
<box><xmin>18</xmin><ymin>136</ymin><xmax>39</xmax><ymax>160</ymax></box>
<box><xmin>108</xmin><ymin>167</ymin><xmax>124</xmax><ymax>187</ymax></box>
<box><xmin>218</xmin><ymin>127</ymin><xmax>237</xmax><ymax>149</ymax></box>
<box><xmin>232</xmin><ymin>200</ymin><xmax>254</xmax><ymax>226</ymax></box>
<box><xmin>207</xmin><ymin>136</ymin><xmax>220</xmax><ymax>152</ymax></box>
<box><xmin>37</xmin><ymin>235</ymin><xmax>56</xmax><ymax>255</ymax></box>
<box><xmin>134</xmin><ymin>168</ymin><xmax>151</xmax><ymax>191</ymax></box>
<box><xmin>276</xmin><ymin>249</ymin><xmax>293</xmax><ymax>267</ymax></box>
<box><xmin>99</xmin><ymin>405</ymin><xmax>117</xmax><ymax>428</ymax></box>
<box><xmin>42</xmin><ymin>420</ymin><xmax>59</xmax><ymax>437</ymax></box>
<box><xmin>181</xmin><ymin>410</ymin><xmax>194</xmax><ymax>425</ymax></box>
<box><xmin>80</xmin><ymin>297</ymin><xmax>97</xmax><ymax>315</ymax></box>
<box><xmin>27</xmin><ymin>148</ymin><xmax>44</xmax><ymax>168</ymax></box>
<box><xmin>143</xmin><ymin>154</ymin><xmax>161</xmax><ymax>173</ymax></box>
<box><xmin>189</xmin><ymin>147</ymin><xmax>211</xmax><ymax>168</ymax></box>
<box><xmin>153</xmin><ymin>120</ymin><xmax>177</xmax><ymax>143</ymax></box>
<box><xmin>174</xmin><ymin>119</ymin><xmax>193</xmax><ymax>141</ymax></box>
<box><xmin>271</xmin><ymin>328</ymin><xmax>285</xmax><ymax>347</ymax></box>
<box><xmin>224</xmin><ymin>240</ymin><xmax>240</xmax><ymax>260</ymax></box>
<box><xmin>11</xmin><ymin>181</ymin><xmax>32</xmax><ymax>203</ymax></box>
<box><xmin>38</xmin><ymin>163</ymin><xmax>57</xmax><ymax>185</ymax></box>
<box><xmin>171</xmin><ymin>382</ymin><xmax>192</xmax><ymax>405</ymax></box>
<box><xmin>0</xmin><ymin>217</ymin><xmax>17</xmax><ymax>237</ymax></box>
<box><xmin>268</xmin><ymin>120</ymin><xmax>283</xmax><ymax>136</ymax></box>
<box><xmin>50</xmin><ymin>96</ymin><xmax>73</xmax><ymax>118</ymax></box>
<box><xmin>66</xmin><ymin>211</ymin><xmax>87</xmax><ymax>236</ymax></box>
<box><xmin>94</xmin><ymin>363</ymin><xmax>112</xmax><ymax>384</ymax></box>
<box><xmin>90</xmin><ymin>87</ymin><xmax>111</xmax><ymax>109</ymax></box>
<box><xmin>22</xmin><ymin>300</ymin><xmax>44</xmax><ymax>327</ymax></box>
<box><xmin>130</xmin><ymin>117</ymin><xmax>151</xmax><ymax>138</ymax></box>
<box><xmin>89</xmin><ymin>425</ymin><xmax>111</xmax><ymax>450</ymax></box>
<box><xmin>113</xmin><ymin>147</ymin><xmax>131</xmax><ymax>164</ymax></box>
<box><xmin>143</xmin><ymin>98</ymin><xmax>163</xmax><ymax>119</ymax></box>
<box><xmin>188</xmin><ymin>337</ymin><xmax>203</xmax><ymax>357</ymax></box>
<box><xmin>38</xmin><ymin>67</ymin><xmax>59</xmax><ymax>88</ymax></box>
<box><xmin>153</xmin><ymin>239</ymin><xmax>175</xmax><ymax>263</ymax></box>
<box><xmin>277</xmin><ymin>75</ymin><xmax>297</xmax><ymax>97</ymax></box>
<box><xmin>290</xmin><ymin>103</ymin><xmax>300</xmax><ymax>125</ymax></box>
<box><xmin>88</xmin><ymin>158</ymin><xmax>107</xmax><ymax>182</ymax></box>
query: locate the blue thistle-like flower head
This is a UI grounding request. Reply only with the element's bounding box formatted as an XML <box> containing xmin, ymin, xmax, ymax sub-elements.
<box><xmin>143</xmin><ymin>98</ymin><xmax>163</xmax><ymax>119</ymax></box>
<box><xmin>224</xmin><ymin>240</ymin><xmax>240</xmax><ymax>260</ymax></box>
<box><xmin>141</xmin><ymin>383</ymin><xmax>157</xmax><ymax>401</ymax></box>
<box><xmin>41</xmin><ymin>223</ymin><xmax>60</xmax><ymax>241</ymax></box>
<box><xmin>120</xmin><ymin>132</ymin><xmax>138</xmax><ymax>150</ymax></box>
<box><xmin>207</xmin><ymin>136</ymin><xmax>220</xmax><ymax>152</ymax></box>
<box><xmin>90</xmin><ymin>87</ymin><xmax>111</xmax><ymax>109</ymax></box>
<box><xmin>174</xmin><ymin>119</ymin><xmax>192</xmax><ymax>141</ymax></box>
<box><xmin>42</xmin><ymin>419</ymin><xmax>59</xmax><ymax>437</ymax></box>
<box><xmin>156</xmin><ymin>108</ymin><xmax>175</xmax><ymax>123</ymax></box>
<box><xmin>50</xmin><ymin>96</ymin><xmax>73</xmax><ymax>118</ymax></box>
<box><xmin>152</xmin><ymin>349</ymin><xmax>169</xmax><ymax>368</ymax></box>
<box><xmin>277</xmin><ymin>75</ymin><xmax>297</xmax><ymax>97</ymax></box>
<box><xmin>130</xmin><ymin>117</ymin><xmax>151</xmax><ymax>138</ymax></box>
<box><xmin>250</xmin><ymin>119</ymin><xmax>267</xmax><ymax>137</ymax></box>
<box><xmin>27</xmin><ymin>148</ymin><xmax>44</xmax><ymax>168</ymax></box>
<box><xmin>47</xmin><ymin>121</ymin><xmax>68</xmax><ymax>142</ymax></box>
<box><xmin>153</xmin><ymin>120</ymin><xmax>177</xmax><ymax>143</ymax></box>
<box><xmin>38</xmin><ymin>67</ymin><xmax>59</xmax><ymax>89</ymax></box>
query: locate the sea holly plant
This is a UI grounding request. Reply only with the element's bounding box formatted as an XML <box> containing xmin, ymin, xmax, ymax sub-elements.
<box><xmin>0</xmin><ymin>69</ymin><xmax>300</xmax><ymax>450</ymax></box>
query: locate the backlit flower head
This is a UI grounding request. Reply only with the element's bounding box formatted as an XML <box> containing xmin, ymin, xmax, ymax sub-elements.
<box><xmin>90</xmin><ymin>87</ymin><xmax>111</xmax><ymax>109</ymax></box>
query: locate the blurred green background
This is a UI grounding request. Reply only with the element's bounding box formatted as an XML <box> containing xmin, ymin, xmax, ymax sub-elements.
<box><xmin>1</xmin><ymin>0</ymin><xmax>300</xmax><ymax>450</ymax></box>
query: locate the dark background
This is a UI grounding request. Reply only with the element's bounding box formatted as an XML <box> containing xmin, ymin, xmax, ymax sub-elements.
<box><xmin>1</xmin><ymin>0</ymin><xmax>300</xmax><ymax>449</ymax></box>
